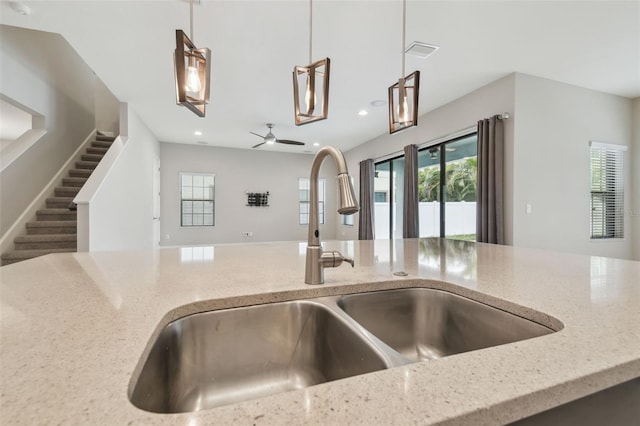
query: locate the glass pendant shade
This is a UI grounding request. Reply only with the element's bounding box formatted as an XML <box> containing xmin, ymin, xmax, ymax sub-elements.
<box><xmin>185</xmin><ymin>58</ymin><xmax>202</xmax><ymax>93</ymax></box>
<box><xmin>293</xmin><ymin>58</ymin><xmax>330</xmax><ymax>125</ymax></box>
<box><xmin>175</xmin><ymin>29</ymin><xmax>211</xmax><ymax>117</ymax></box>
<box><xmin>388</xmin><ymin>71</ymin><xmax>420</xmax><ymax>134</ymax></box>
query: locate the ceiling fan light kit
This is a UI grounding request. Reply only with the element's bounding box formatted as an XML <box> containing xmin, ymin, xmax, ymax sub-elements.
<box><xmin>174</xmin><ymin>0</ymin><xmax>211</xmax><ymax>117</ymax></box>
<box><xmin>251</xmin><ymin>124</ymin><xmax>305</xmax><ymax>149</ymax></box>
<box><xmin>293</xmin><ymin>0</ymin><xmax>330</xmax><ymax>126</ymax></box>
<box><xmin>388</xmin><ymin>0</ymin><xmax>420</xmax><ymax>134</ymax></box>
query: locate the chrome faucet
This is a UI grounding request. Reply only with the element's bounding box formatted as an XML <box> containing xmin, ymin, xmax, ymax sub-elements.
<box><xmin>305</xmin><ymin>146</ymin><xmax>359</xmax><ymax>285</ymax></box>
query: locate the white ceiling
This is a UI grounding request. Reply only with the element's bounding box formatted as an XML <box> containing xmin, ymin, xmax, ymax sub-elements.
<box><xmin>1</xmin><ymin>1</ymin><xmax>639</xmax><ymax>153</ymax></box>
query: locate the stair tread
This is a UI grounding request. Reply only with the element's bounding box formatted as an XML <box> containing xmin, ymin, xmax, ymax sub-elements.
<box><xmin>87</xmin><ymin>147</ymin><xmax>108</xmax><ymax>153</ymax></box>
<box><xmin>91</xmin><ymin>142</ymin><xmax>112</xmax><ymax>148</ymax></box>
<box><xmin>15</xmin><ymin>234</ymin><xmax>77</xmax><ymax>242</ymax></box>
<box><xmin>2</xmin><ymin>248</ymin><xmax>76</xmax><ymax>261</ymax></box>
<box><xmin>27</xmin><ymin>220</ymin><xmax>78</xmax><ymax>227</ymax></box>
<box><xmin>38</xmin><ymin>208</ymin><xmax>77</xmax><ymax>213</ymax></box>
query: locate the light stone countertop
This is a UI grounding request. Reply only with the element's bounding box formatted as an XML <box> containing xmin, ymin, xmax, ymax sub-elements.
<box><xmin>1</xmin><ymin>238</ymin><xmax>639</xmax><ymax>425</ymax></box>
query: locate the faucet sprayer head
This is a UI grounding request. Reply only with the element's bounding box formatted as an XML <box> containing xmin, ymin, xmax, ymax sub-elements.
<box><xmin>337</xmin><ymin>173</ymin><xmax>359</xmax><ymax>215</ymax></box>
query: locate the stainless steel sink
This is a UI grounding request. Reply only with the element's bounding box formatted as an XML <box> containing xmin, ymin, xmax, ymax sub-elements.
<box><xmin>129</xmin><ymin>300</ymin><xmax>389</xmax><ymax>413</ymax></box>
<box><xmin>337</xmin><ymin>288</ymin><xmax>555</xmax><ymax>361</ymax></box>
<box><xmin>130</xmin><ymin>287</ymin><xmax>558</xmax><ymax>413</ymax></box>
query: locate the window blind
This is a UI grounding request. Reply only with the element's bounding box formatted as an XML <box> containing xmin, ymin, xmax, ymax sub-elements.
<box><xmin>589</xmin><ymin>142</ymin><xmax>626</xmax><ymax>239</ymax></box>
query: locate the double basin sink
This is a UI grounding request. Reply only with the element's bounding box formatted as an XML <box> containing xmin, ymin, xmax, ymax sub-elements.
<box><xmin>129</xmin><ymin>287</ymin><xmax>557</xmax><ymax>413</ymax></box>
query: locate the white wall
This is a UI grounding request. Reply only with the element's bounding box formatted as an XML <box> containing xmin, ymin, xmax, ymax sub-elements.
<box><xmin>632</xmin><ymin>97</ymin><xmax>640</xmax><ymax>260</ymax></box>
<box><xmin>341</xmin><ymin>74</ymin><xmax>516</xmax><ymax>242</ymax></box>
<box><xmin>84</xmin><ymin>105</ymin><xmax>160</xmax><ymax>251</ymax></box>
<box><xmin>0</xmin><ymin>25</ymin><xmax>95</xmax><ymax>235</ymax></box>
<box><xmin>94</xmin><ymin>78</ymin><xmax>119</xmax><ymax>135</ymax></box>
<box><xmin>160</xmin><ymin>144</ymin><xmax>338</xmax><ymax>246</ymax></box>
<box><xmin>513</xmin><ymin>74</ymin><xmax>633</xmax><ymax>259</ymax></box>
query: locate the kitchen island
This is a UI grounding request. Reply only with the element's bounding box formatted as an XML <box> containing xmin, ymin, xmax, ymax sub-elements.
<box><xmin>1</xmin><ymin>238</ymin><xmax>639</xmax><ymax>425</ymax></box>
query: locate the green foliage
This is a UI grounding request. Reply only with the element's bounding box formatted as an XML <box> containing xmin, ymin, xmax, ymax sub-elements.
<box><xmin>418</xmin><ymin>157</ymin><xmax>477</xmax><ymax>202</ymax></box>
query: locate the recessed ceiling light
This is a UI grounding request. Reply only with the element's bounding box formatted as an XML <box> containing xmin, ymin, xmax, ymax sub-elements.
<box><xmin>358</xmin><ymin>110</ymin><xmax>369</xmax><ymax>116</ymax></box>
<box><xmin>370</xmin><ymin>99</ymin><xmax>386</xmax><ymax>107</ymax></box>
<box><xmin>194</xmin><ymin>130</ymin><xmax>203</xmax><ymax>136</ymax></box>
<box><xmin>313</xmin><ymin>142</ymin><xmax>320</xmax><ymax>147</ymax></box>
<box><xmin>404</xmin><ymin>41</ymin><xmax>439</xmax><ymax>59</ymax></box>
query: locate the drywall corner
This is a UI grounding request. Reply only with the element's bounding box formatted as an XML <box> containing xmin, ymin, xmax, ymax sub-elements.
<box><xmin>631</xmin><ymin>97</ymin><xmax>640</xmax><ymax>260</ymax></box>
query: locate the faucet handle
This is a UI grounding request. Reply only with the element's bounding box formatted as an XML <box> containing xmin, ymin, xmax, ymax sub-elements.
<box><xmin>320</xmin><ymin>251</ymin><xmax>355</xmax><ymax>268</ymax></box>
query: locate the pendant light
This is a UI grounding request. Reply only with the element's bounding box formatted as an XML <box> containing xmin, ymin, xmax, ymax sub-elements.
<box><xmin>388</xmin><ymin>0</ymin><xmax>420</xmax><ymax>134</ymax></box>
<box><xmin>175</xmin><ymin>0</ymin><xmax>211</xmax><ymax>117</ymax></box>
<box><xmin>293</xmin><ymin>0</ymin><xmax>330</xmax><ymax>126</ymax></box>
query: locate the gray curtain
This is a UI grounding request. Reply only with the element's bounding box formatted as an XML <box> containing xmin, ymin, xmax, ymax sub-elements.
<box><xmin>476</xmin><ymin>115</ymin><xmax>504</xmax><ymax>244</ymax></box>
<box><xmin>403</xmin><ymin>144</ymin><xmax>419</xmax><ymax>238</ymax></box>
<box><xmin>358</xmin><ymin>159</ymin><xmax>375</xmax><ymax>240</ymax></box>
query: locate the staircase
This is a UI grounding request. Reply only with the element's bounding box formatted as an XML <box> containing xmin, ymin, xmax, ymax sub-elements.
<box><xmin>1</xmin><ymin>134</ymin><xmax>115</xmax><ymax>266</ymax></box>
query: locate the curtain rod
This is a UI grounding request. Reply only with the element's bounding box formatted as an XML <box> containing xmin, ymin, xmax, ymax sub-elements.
<box><xmin>373</xmin><ymin>112</ymin><xmax>510</xmax><ymax>164</ymax></box>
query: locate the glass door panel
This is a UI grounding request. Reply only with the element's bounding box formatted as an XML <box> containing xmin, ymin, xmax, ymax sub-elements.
<box><xmin>418</xmin><ymin>147</ymin><xmax>441</xmax><ymax>237</ymax></box>
<box><xmin>374</xmin><ymin>162</ymin><xmax>390</xmax><ymax>239</ymax></box>
<box><xmin>391</xmin><ymin>157</ymin><xmax>404</xmax><ymax>239</ymax></box>
<box><xmin>444</xmin><ymin>134</ymin><xmax>478</xmax><ymax>241</ymax></box>
<box><xmin>374</xmin><ymin>157</ymin><xmax>405</xmax><ymax>240</ymax></box>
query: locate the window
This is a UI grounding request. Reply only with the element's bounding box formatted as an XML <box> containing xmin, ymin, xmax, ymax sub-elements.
<box><xmin>590</xmin><ymin>142</ymin><xmax>625</xmax><ymax>239</ymax></box>
<box><xmin>180</xmin><ymin>173</ymin><xmax>215</xmax><ymax>227</ymax></box>
<box><xmin>299</xmin><ymin>178</ymin><xmax>325</xmax><ymax>225</ymax></box>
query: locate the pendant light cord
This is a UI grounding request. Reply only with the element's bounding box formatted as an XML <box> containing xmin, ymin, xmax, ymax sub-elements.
<box><xmin>401</xmin><ymin>0</ymin><xmax>406</xmax><ymax>76</ymax></box>
<box><xmin>190</xmin><ymin>0</ymin><xmax>194</xmax><ymax>41</ymax></box>
<box><xmin>309</xmin><ymin>0</ymin><xmax>313</xmax><ymax>63</ymax></box>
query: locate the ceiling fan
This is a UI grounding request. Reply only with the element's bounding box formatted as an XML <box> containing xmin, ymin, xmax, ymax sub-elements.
<box><xmin>250</xmin><ymin>123</ymin><xmax>305</xmax><ymax>148</ymax></box>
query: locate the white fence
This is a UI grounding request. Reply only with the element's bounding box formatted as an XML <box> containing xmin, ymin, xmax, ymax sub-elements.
<box><xmin>374</xmin><ymin>201</ymin><xmax>476</xmax><ymax>239</ymax></box>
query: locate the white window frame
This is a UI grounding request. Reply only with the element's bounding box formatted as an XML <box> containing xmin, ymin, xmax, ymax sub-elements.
<box><xmin>589</xmin><ymin>141</ymin><xmax>626</xmax><ymax>240</ymax></box>
<box><xmin>180</xmin><ymin>172</ymin><xmax>215</xmax><ymax>227</ymax></box>
<box><xmin>299</xmin><ymin>178</ymin><xmax>325</xmax><ymax>225</ymax></box>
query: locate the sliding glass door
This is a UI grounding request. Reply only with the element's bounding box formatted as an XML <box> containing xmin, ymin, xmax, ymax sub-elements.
<box><xmin>374</xmin><ymin>156</ymin><xmax>404</xmax><ymax>239</ymax></box>
<box><xmin>418</xmin><ymin>133</ymin><xmax>478</xmax><ymax>241</ymax></box>
<box><xmin>374</xmin><ymin>133</ymin><xmax>477</xmax><ymax>241</ymax></box>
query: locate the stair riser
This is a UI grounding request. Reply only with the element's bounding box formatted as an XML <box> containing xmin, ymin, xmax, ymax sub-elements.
<box><xmin>95</xmin><ymin>135</ymin><xmax>115</xmax><ymax>142</ymax></box>
<box><xmin>26</xmin><ymin>227</ymin><xmax>76</xmax><ymax>235</ymax></box>
<box><xmin>86</xmin><ymin>147</ymin><xmax>108</xmax><ymax>155</ymax></box>
<box><xmin>62</xmin><ymin>178</ymin><xmax>87</xmax><ymax>188</ymax></box>
<box><xmin>47</xmin><ymin>200</ymin><xmax>72</xmax><ymax>208</ymax></box>
<box><xmin>15</xmin><ymin>241</ymin><xmax>77</xmax><ymax>250</ymax></box>
<box><xmin>69</xmin><ymin>169</ymin><xmax>92</xmax><ymax>178</ymax></box>
<box><xmin>91</xmin><ymin>141</ymin><xmax>112</xmax><ymax>149</ymax></box>
<box><xmin>55</xmin><ymin>187</ymin><xmax>80</xmax><ymax>197</ymax></box>
<box><xmin>81</xmin><ymin>154</ymin><xmax>103</xmax><ymax>162</ymax></box>
<box><xmin>75</xmin><ymin>161</ymin><xmax>98</xmax><ymax>170</ymax></box>
<box><xmin>36</xmin><ymin>213</ymin><xmax>77</xmax><ymax>221</ymax></box>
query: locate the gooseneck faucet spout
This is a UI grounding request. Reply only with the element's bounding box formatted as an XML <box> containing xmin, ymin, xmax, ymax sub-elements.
<box><xmin>305</xmin><ymin>146</ymin><xmax>359</xmax><ymax>285</ymax></box>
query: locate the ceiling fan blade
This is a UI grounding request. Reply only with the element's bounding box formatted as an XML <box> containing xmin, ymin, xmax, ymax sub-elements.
<box><xmin>277</xmin><ymin>139</ymin><xmax>305</xmax><ymax>146</ymax></box>
<box><xmin>252</xmin><ymin>141</ymin><xmax>266</xmax><ymax>148</ymax></box>
<box><xmin>250</xmin><ymin>132</ymin><xmax>266</xmax><ymax>139</ymax></box>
